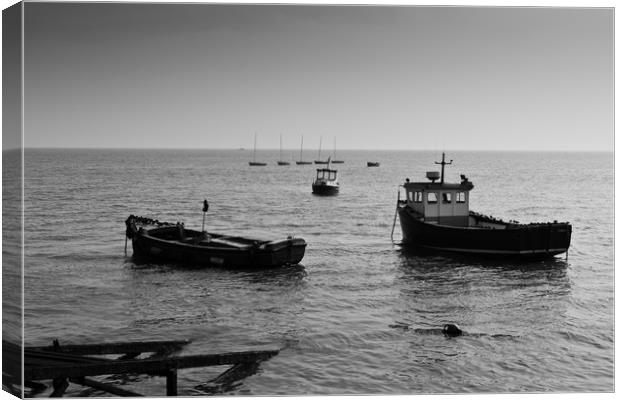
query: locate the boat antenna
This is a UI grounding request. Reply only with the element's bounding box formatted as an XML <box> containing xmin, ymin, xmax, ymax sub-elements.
<box><xmin>435</xmin><ymin>152</ymin><xmax>453</xmax><ymax>184</ymax></box>
<box><xmin>202</xmin><ymin>199</ymin><xmax>209</xmax><ymax>232</ymax></box>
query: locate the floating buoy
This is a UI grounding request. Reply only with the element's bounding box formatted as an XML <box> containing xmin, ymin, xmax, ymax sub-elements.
<box><xmin>442</xmin><ymin>323</ymin><xmax>463</xmax><ymax>337</ymax></box>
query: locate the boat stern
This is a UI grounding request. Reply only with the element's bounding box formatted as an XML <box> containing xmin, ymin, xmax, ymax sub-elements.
<box><xmin>259</xmin><ymin>237</ymin><xmax>307</xmax><ymax>266</ymax></box>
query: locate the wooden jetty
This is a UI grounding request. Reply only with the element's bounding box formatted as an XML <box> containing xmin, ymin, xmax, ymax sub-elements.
<box><xmin>3</xmin><ymin>339</ymin><xmax>279</xmax><ymax>397</ymax></box>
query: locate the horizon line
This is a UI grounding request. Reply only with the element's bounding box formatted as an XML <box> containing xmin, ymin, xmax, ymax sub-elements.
<box><xmin>4</xmin><ymin>147</ymin><xmax>613</xmax><ymax>153</ymax></box>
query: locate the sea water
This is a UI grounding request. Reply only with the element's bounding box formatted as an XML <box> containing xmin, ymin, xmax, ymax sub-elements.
<box><xmin>2</xmin><ymin>149</ymin><xmax>614</xmax><ymax>395</ymax></box>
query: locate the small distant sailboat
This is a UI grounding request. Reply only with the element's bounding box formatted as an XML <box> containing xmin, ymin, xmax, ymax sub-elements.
<box><xmin>331</xmin><ymin>137</ymin><xmax>344</xmax><ymax>164</ymax></box>
<box><xmin>314</xmin><ymin>136</ymin><xmax>329</xmax><ymax>164</ymax></box>
<box><xmin>296</xmin><ymin>135</ymin><xmax>312</xmax><ymax>165</ymax></box>
<box><xmin>249</xmin><ymin>132</ymin><xmax>267</xmax><ymax>166</ymax></box>
<box><xmin>277</xmin><ymin>134</ymin><xmax>290</xmax><ymax>166</ymax></box>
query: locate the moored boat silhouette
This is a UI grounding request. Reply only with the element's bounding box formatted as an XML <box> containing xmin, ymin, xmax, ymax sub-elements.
<box><xmin>125</xmin><ymin>207</ymin><xmax>306</xmax><ymax>268</ymax></box>
<box><xmin>394</xmin><ymin>153</ymin><xmax>572</xmax><ymax>258</ymax></box>
<box><xmin>312</xmin><ymin>157</ymin><xmax>339</xmax><ymax>195</ymax></box>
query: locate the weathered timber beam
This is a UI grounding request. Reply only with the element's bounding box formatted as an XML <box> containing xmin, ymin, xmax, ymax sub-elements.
<box><xmin>210</xmin><ymin>362</ymin><xmax>260</xmax><ymax>385</ymax></box>
<box><xmin>165</xmin><ymin>369</ymin><xmax>178</xmax><ymax>396</ymax></box>
<box><xmin>195</xmin><ymin>362</ymin><xmax>261</xmax><ymax>394</ymax></box>
<box><xmin>26</xmin><ymin>340</ymin><xmax>190</xmax><ymax>355</ymax></box>
<box><xmin>25</xmin><ymin>349</ymin><xmax>110</xmax><ymax>365</ymax></box>
<box><xmin>69</xmin><ymin>377</ymin><xmax>144</xmax><ymax>397</ymax></box>
<box><xmin>25</xmin><ymin>349</ymin><xmax>279</xmax><ymax>381</ymax></box>
<box><xmin>50</xmin><ymin>377</ymin><xmax>69</xmax><ymax>397</ymax></box>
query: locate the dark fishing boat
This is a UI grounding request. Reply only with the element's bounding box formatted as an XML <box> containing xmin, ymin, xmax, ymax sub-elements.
<box><xmin>394</xmin><ymin>153</ymin><xmax>571</xmax><ymax>258</ymax></box>
<box><xmin>125</xmin><ymin>204</ymin><xmax>306</xmax><ymax>268</ymax></box>
<box><xmin>367</xmin><ymin>162</ymin><xmax>380</xmax><ymax>167</ymax></box>
<box><xmin>312</xmin><ymin>158</ymin><xmax>339</xmax><ymax>195</ymax></box>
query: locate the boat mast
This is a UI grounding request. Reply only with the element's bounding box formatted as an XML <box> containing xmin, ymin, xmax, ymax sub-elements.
<box><xmin>435</xmin><ymin>152</ymin><xmax>453</xmax><ymax>184</ymax></box>
<box><xmin>253</xmin><ymin>132</ymin><xmax>258</xmax><ymax>162</ymax></box>
<box><xmin>300</xmin><ymin>136</ymin><xmax>304</xmax><ymax>161</ymax></box>
<box><xmin>280</xmin><ymin>134</ymin><xmax>283</xmax><ymax>161</ymax></box>
<box><xmin>318</xmin><ymin>136</ymin><xmax>322</xmax><ymax>159</ymax></box>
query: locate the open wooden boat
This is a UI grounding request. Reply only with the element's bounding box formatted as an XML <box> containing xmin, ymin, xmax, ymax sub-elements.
<box><xmin>367</xmin><ymin>162</ymin><xmax>380</xmax><ymax>167</ymax></box>
<box><xmin>125</xmin><ymin>215</ymin><xmax>306</xmax><ymax>268</ymax></box>
<box><xmin>394</xmin><ymin>153</ymin><xmax>571</xmax><ymax>258</ymax></box>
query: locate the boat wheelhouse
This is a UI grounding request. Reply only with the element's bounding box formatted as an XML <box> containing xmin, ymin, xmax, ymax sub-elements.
<box><xmin>312</xmin><ymin>158</ymin><xmax>339</xmax><ymax>195</ymax></box>
<box><xmin>395</xmin><ymin>153</ymin><xmax>572</xmax><ymax>258</ymax></box>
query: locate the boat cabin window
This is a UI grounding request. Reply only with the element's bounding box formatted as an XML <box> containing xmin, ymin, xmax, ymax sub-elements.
<box><xmin>407</xmin><ymin>191</ymin><xmax>423</xmax><ymax>203</ymax></box>
<box><xmin>427</xmin><ymin>192</ymin><xmax>438</xmax><ymax>204</ymax></box>
<box><xmin>456</xmin><ymin>192</ymin><xmax>466</xmax><ymax>203</ymax></box>
<box><xmin>442</xmin><ymin>192</ymin><xmax>452</xmax><ymax>203</ymax></box>
<box><xmin>317</xmin><ymin>170</ymin><xmax>337</xmax><ymax>180</ymax></box>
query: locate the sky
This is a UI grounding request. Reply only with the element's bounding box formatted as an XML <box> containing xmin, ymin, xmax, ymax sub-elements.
<box><xmin>14</xmin><ymin>2</ymin><xmax>615</xmax><ymax>151</ymax></box>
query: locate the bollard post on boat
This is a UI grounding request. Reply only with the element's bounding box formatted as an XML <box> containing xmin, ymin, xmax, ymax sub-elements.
<box><xmin>202</xmin><ymin>199</ymin><xmax>209</xmax><ymax>233</ymax></box>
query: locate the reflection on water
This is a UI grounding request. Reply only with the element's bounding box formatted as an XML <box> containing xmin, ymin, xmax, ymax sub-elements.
<box><xmin>393</xmin><ymin>247</ymin><xmax>571</xmax><ymax>340</ymax></box>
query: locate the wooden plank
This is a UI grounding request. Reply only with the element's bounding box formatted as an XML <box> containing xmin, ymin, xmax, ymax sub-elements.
<box><xmin>69</xmin><ymin>377</ymin><xmax>144</xmax><ymax>397</ymax></box>
<box><xmin>165</xmin><ymin>369</ymin><xmax>178</xmax><ymax>396</ymax></box>
<box><xmin>27</xmin><ymin>340</ymin><xmax>190</xmax><ymax>355</ymax></box>
<box><xmin>196</xmin><ymin>361</ymin><xmax>260</xmax><ymax>393</ymax></box>
<box><xmin>210</xmin><ymin>362</ymin><xmax>259</xmax><ymax>385</ymax></box>
<box><xmin>50</xmin><ymin>377</ymin><xmax>69</xmax><ymax>397</ymax></box>
<box><xmin>25</xmin><ymin>349</ymin><xmax>279</xmax><ymax>381</ymax></box>
<box><xmin>208</xmin><ymin>238</ymin><xmax>253</xmax><ymax>248</ymax></box>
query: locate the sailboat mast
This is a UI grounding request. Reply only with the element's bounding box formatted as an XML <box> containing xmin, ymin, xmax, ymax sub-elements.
<box><xmin>253</xmin><ymin>132</ymin><xmax>257</xmax><ymax>162</ymax></box>
<box><xmin>318</xmin><ymin>136</ymin><xmax>322</xmax><ymax>159</ymax></box>
<box><xmin>300</xmin><ymin>136</ymin><xmax>304</xmax><ymax>161</ymax></box>
<box><xmin>280</xmin><ymin>134</ymin><xmax>283</xmax><ymax>161</ymax></box>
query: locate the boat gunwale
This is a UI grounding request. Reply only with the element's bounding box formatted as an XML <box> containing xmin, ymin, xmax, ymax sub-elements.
<box><xmin>399</xmin><ymin>204</ymin><xmax>571</xmax><ymax>231</ymax></box>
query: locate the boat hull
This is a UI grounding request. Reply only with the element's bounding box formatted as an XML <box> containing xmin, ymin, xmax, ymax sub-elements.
<box><xmin>129</xmin><ymin>226</ymin><xmax>306</xmax><ymax>268</ymax></box>
<box><xmin>397</xmin><ymin>206</ymin><xmax>571</xmax><ymax>258</ymax></box>
<box><xmin>312</xmin><ymin>183</ymin><xmax>339</xmax><ymax>195</ymax></box>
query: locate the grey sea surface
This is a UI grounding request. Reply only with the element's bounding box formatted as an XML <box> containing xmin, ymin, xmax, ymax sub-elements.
<box><xmin>4</xmin><ymin>149</ymin><xmax>613</xmax><ymax>395</ymax></box>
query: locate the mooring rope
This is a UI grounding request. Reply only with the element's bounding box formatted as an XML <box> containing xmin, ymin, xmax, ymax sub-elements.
<box><xmin>390</xmin><ymin>187</ymin><xmax>401</xmax><ymax>243</ymax></box>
